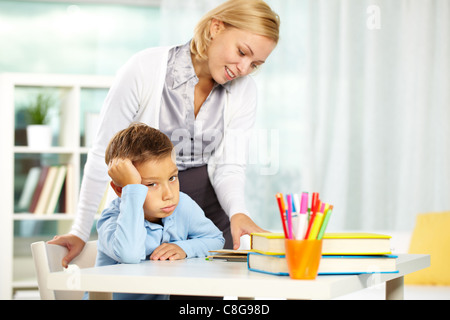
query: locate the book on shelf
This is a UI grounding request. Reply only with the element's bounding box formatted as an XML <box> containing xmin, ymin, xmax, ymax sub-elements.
<box><xmin>17</xmin><ymin>166</ymin><xmax>42</xmax><ymax>212</ymax></box>
<box><xmin>97</xmin><ymin>182</ymin><xmax>111</xmax><ymax>214</ymax></box>
<box><xmin>33</xmin><ymin>166</ymin><xmax>58</xmax><ymax>214</ymax></box>
<box><xmin>64</xmin><ymin>164</ymin><xmax>74</xmax><ymax>214</ymax></box>
<box><xmin>251</xmin><ymin>232</ymin><xmax>392</xmax><ymax>255</ymax></box>
<box><xmin>24</xmin><ymin>165</ymin><xmax>70</xmax><ymax>215</ymax></box>
<box><xmin>29</xmin><ymin>166</ymin><xmax>49</xmax><ymax>212</ymax></box>
<box><xmin>45</xmin><ymin>165</ymin><xmax>67</xmax><ymax>214</ymax></box>
<box><xmin>247</xmin><ymin>252</ymin><xmax>398</xmax><ymax>275</ymax></box>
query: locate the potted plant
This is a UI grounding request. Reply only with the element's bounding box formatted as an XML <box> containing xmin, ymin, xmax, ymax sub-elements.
<box><xmin>25</xmin><ymin>93</ymin><xmax>54</xmax><ymax>148</ymax></box>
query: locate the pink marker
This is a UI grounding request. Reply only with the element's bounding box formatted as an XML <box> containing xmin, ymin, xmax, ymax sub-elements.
<box><xmin>295</xmin><ymin>192</ymin><xmax>309</xmax><ymax>239</ymax></box>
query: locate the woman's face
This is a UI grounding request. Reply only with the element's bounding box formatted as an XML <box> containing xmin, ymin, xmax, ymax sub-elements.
<box><xmin>206</xmin><ymin>19</ymin><xmax>276</xmax><ymax>84</ymax></box>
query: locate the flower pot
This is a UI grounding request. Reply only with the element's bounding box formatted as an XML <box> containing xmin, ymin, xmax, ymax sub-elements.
<box><xmin>27</xmin><ymin>125</ymin><xmax>52</xmax><ymax>148</ymax></box>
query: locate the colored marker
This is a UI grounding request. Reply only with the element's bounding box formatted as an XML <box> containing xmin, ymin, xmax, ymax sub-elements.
<box><xmin>287</xmin><ymin>194</ymin><xmax>293</xmax><ymax>239</ymax></box>
<box><xmin>308</xmin><ymin>203</ymin><xmax>325</xmax><ymax>240</ymax></box>
<box><xmin>304</xmin><ymin>199</ymin><xmax>320</xmax><ymax>239</ymax></box>
<box><xmin>311</xmin><ymin>192</ymin><xmax>319</xmax><ymax>214</ymax></box>
<box><xmin>307</xmin><ymin>212</ymin><xmax>324</xmax><ymax>240</ymax></box>
<box><xmin>292</xmin><ymin>194</ymin><xmax>300</xmax><ymax>239</ymax></box>
<box><xmin>300</xmin><ymin>192</ymin><xmax>308</xmax><ymax>214</ymax></box>
<box><xmin>276</xmin><ymin>193</ymin><xmax>288</xmax><ymax>238</ymax></box>
<box><xmin>293</xmin><ymin>193</ymin><xmax>307</xmax><ymax>239</ymax></box>
<box><xmin>317</xmin><ymin>205</ymin><xmax>333</xmax><ymax>240</ymax></box>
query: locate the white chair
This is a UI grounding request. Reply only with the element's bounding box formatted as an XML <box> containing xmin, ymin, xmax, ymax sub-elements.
<box><xmin>31</xmin><ymin>240</ymin><xmax>97</xmax><ymax>300</ymax></box>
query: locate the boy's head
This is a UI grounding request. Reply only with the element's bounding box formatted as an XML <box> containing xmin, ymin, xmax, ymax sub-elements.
<box><xmin>106</xmin><ymin>123</ymin><xmax>179</xmax><ymax>223</ymax></box>
<box><xmin>105</xmin><ymin>122</ymin><xmax>174</xmax><ymax>166</ymax></box>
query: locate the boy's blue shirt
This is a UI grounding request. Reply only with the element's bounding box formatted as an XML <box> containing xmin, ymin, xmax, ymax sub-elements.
<box><xmin>96</xmin><ymin>184</ymin><xmax>225</xmax><ymax>267</ymax></box>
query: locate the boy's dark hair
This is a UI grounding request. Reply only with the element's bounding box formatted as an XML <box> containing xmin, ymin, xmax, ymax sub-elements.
<box><xmin>105</xmin><ymin>123</ymin><xmax>173</xmax><ymax>165</ymax></box>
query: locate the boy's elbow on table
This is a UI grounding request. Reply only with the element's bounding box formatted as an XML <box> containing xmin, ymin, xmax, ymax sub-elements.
<box><xmin>117</xmin><ymin>255</ymin><xmax>142</xmax><ymax>264</ymax></box>
<box><xmin>113</xmin><ymin>244</ymin><xmax>144</xmax><ymax>264</ymax></box>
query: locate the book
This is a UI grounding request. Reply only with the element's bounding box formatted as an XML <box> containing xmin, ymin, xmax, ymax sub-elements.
<box><xmin>29</xmin><ymin>166</ymin><xmax>50</xmax><ymax>213</ymax></box>
<box><xmin>97</xmin><ymin>182</ymin><xmax>111</xmax><ymax>214</ymax></box>
<box><xmin>322</xmin><ymin>233</ymin><xmax>392</xmax><ymax>255</ymax></box>
<box><xmin>45</xmin><ymin>165</ymin><xmax>67</xmax><ymax>214</ymax></box>
<box><xmin>251</xmin><ymin>232</ymin><xmax>392</xmax><ymax>255</ymax></box>
<box><xmin>207</xmin><ymin>250</ymin><xmax>249</xmax><ymax>262</ymax></box>
<box><xmin>64</xmin><ymin>164</ymin><xmax>75</xmax><ymax>214</ymax></box>
<box><xmin>247</xmin><ymin>252</ymin><xmax>398</xmax><ymax>275</ymax></box>
<box><xmin>17</xmin><ymin>167</ymin><xmax>42</xmax><ymax>212</ymax></box>
<box><xmin>34</xmin><ymin>166</ymin><xmax>58</xmax><ymax>214</ymax></box>
<box><xmin>251</xmin><ymin>233</ymin><xmax>286</xmax><ymax>255</ymax></box>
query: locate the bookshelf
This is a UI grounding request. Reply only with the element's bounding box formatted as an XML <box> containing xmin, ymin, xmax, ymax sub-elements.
<box><xmin>0</xmin><ymin>73</ymin><xmax>114</xmax><ymax>299</ymax></box>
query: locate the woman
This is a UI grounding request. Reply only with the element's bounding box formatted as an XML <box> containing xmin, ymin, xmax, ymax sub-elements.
<box><xmin>50</xmin><ymin>0</ymin><xmax>280</xmax><ymax>267</ymax></box>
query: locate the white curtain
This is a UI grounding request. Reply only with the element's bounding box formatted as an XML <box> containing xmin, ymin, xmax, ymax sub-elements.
<box><xmin>160</xmin><ymin>0</ymin><xmax>450</xmax><ymax>232</ymax></box>
<box><xmin>159</xmin><ymin>0</ymin><xmax>224</xmax><ymax>46</ymax></box>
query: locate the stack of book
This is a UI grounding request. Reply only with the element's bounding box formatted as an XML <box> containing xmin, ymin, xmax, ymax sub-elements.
<box><xmin>247</xmin><ymin>232</ymin><xmax>398</xmax><ymax>275</ymax></box>
<box><xmin>16</xmin><ymin>164</ymin><xmax>74</xmax><ymax>215</ymax></box>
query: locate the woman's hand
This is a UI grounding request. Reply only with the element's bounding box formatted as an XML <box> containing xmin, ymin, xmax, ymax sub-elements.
<box><xmin>230</xmin><ymin>213</ymin><xmax>268</xmax><ymax>250</ymax></box>
<box><xmin>47</xmin><ymin>234</ymin><xmax>86</xmax><ymax>268</ymax></box>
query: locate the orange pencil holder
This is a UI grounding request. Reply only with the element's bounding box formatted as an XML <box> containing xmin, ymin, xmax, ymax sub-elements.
<box><xmin>284</xmin><ymin>239</ymin><xmax>323</xmax><ymax>280</ymax></box>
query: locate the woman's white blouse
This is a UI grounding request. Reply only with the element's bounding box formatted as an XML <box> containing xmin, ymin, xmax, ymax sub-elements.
<box><xmin>159</xmin><ymin>42</ymin><xmax>228</xmax><ymax>170</ymax></box>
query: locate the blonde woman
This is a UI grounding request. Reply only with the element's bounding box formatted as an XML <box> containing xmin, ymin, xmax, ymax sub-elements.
<box><xmin>50</xmin><ymin>0</ymin><xmax>280</xmax><ymax>268</ymax></box>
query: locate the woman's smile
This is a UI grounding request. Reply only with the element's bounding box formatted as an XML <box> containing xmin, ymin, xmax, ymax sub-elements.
<box><xmin>225</xmin><ymin>66</ymin><xmax>236</xmax><ymax>81</ymax></box>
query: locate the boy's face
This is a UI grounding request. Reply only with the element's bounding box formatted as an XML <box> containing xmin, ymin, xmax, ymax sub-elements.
<box><xmin>134</xmin><ymin>155</ymin><xmax>179</xmax><ymax>223</ymax></box>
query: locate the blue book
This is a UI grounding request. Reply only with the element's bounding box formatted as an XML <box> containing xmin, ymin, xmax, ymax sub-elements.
<box><xmin>247</xmin><ymin>252</ymin><xmax>399</xmax><ymax>276</ymax></box>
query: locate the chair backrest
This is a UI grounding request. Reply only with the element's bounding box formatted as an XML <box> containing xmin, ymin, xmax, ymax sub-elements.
<box><xmin>31</xmin><ymin>240</ymin><xmax>97</xmax><ymax>300</ymax></box>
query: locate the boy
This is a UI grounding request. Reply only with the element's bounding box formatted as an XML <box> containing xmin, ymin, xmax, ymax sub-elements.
<box><xmin>95</xmin><ymin>123</ymin><xmax>225</xmax><ymax>300</ymax></box>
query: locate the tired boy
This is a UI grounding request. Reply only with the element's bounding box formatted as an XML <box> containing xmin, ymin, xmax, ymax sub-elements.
<box><xmin>95</xmin><ymin>123</ymin><xmax>224</xmax><ymax>299</ymax></box>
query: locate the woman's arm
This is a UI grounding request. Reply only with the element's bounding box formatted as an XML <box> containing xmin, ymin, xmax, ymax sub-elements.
<box><xmin>211</xmin><ymin>76</ymin><xmax>268</xmax><ymax>249</ymax></box>
<box><xmin>71</xmin><ymin>53</ymin><xmax>147</xmax><ymax>242</ymax></box>
<box><xmin>48</xmin><ymin>54</ymin><xmax>146</xmax><ymax>265</ymax></box>
<box><xmin>211</xmin><ymin>76</ymin><xmax>257</xmax><ymax>218</ymax></box>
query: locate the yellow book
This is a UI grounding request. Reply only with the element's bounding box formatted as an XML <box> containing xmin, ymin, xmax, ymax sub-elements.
<box><xmin>251</xmin><ymin>233</ymin><xmax>286</xmax><ymax>255</ymax></box>
<box><xmin>251</xmin><ymin>232</ymin><xmax>392</xmax><ymax>255</ymax></box>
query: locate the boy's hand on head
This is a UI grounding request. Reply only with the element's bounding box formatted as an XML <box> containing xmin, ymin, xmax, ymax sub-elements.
<box><xmin>150</xmin><ymin>243</ymin><xmax>187</xmax><ymax>261</ymax></box>
<box><xmin>108</xmin><ymin>158</ymin><xmax>141</xmax><ymax>187</ymax></box>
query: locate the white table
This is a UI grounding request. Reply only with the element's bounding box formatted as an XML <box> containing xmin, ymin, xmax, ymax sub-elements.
<box><xmin>47</xmin><ymin>254</ymin><xmax>429</xmax><ymax>300</ymax></box>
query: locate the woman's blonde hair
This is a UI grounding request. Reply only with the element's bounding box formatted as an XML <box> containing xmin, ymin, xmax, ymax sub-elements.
<box><xmin>191</xmin><ymin>0</ymin><xmax>280</xmax><ymax>60</ymax></box>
